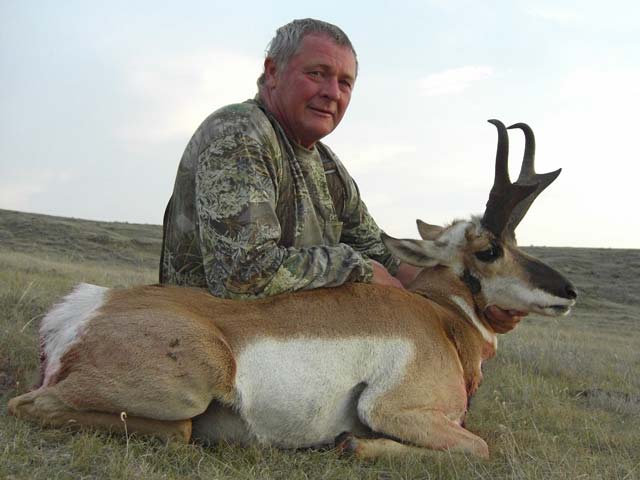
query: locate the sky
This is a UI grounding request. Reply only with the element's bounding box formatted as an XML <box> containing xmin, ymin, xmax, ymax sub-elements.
<box><xmin>1</xmin><ymin>0</ymin><xmax>638</xmax><ymax>248</ymax></box>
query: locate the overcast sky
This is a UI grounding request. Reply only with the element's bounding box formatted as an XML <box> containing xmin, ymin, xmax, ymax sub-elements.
<box><xmin>1</xmin><ymin>0</ymin><xmax>638</xmax><ymax>248</ymax></box>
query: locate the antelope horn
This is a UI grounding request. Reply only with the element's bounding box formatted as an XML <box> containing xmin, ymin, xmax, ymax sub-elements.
<box><xmin>505</xmin><ymin>123</ymin><xmax>562</xmax><ymax>237</ymax></box>
<box><xmin>481</xmin><ymin>119</ymin><xmax>537</xmax><ymax>238</ymax></box>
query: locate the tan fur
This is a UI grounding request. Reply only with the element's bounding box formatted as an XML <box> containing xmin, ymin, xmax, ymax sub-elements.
<box><xmin>410</xmin><ymin>267</ymin><xmax>493</xmax><ymax>396</ymax></box>
<box><xmin>9</xmin><ymin>271</ymin><xmax>497</xmax><ymax>455</ymax></box>
<box><xmin>337</xmin><ymin>432</ymin><xmax>489</xmax><ymax>460</ymax></box>
<box><xmin>338</xmin><ymin>423</ymin><xmax>488</xmax><ymax>459</ymax></box>
<box><xmin>51</xmin><ymin>287</ymin><xmax>237</xmax><ymax>420</ymax></box>
<box><xmin>8</xmin><ymin>388</ymin><xmax>192</xmax><ymax>442</ymax></box>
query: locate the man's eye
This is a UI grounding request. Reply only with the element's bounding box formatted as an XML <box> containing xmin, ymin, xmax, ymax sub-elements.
<box><xmin>475</xmin><ymin>244</ymin><xmax>502</xmax><ymax>262</ymax></box>
<box><xmin>308</xmin><ymin>71</ymin><xmax>322</xmax><ymax>78</ymax></box>
<box><xmin>340</xmin><ymin>80</ymin><xmax>352</xmax><ymax>90</ymax></box>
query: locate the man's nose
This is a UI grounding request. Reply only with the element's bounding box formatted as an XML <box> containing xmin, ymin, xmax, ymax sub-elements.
<box><xmin>321</xmin><ymin>77</ymin><xmax>341</xmax><ymax>101</ymax></box>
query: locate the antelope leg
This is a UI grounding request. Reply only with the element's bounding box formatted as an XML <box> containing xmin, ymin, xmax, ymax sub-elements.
<box><xmin>365</xmin><ymin>406</ymin><xmax>489</xmax><ymax>458</ymax></box>
<box><xmin>336</xmin><ymin>432</ymin><xmax>444</xmax><ymax>460</ymax></box>
<box><xmin>9</xmin><ymin>387</ymin><xmax>192</xmax><ymax>442</ymax></box>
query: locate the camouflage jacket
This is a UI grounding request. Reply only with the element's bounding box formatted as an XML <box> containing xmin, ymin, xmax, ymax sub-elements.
<box><xmin>160</xmin><ymin>97</ymin><xmax>399</xmax><ymax>299</ymax></box>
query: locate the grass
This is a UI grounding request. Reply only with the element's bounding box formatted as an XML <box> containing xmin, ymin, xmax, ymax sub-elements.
<box><xmin>1</xmin><ymin>208</ymin><xmax>639</xmax><ymax>479</ymax></box>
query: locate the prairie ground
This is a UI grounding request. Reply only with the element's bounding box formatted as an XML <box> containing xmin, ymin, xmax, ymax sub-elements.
<box><xmin>1</xmin><ymin>208</ymin><xmax>638</xmax><ymax>479</ymax></box>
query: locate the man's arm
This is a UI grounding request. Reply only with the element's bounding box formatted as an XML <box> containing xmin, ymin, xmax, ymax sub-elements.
<box><xmin>394</xmin><ymin>262</ymin><xmax>421</xmax><ymax>287</ymax></box>
<box><xmin>322</xmin><ymin>150</ymin><xmax>423</xmax><ymax>289</ymax></box>
<box><xmin>323</xmin><ymin>148</ymin><xmax>407</xmax><ymax>281</ymax></box>
<box><xmin>195</xmin><ymin>133</ymin><xmax>372</xmax><ymax>299</ymax></box>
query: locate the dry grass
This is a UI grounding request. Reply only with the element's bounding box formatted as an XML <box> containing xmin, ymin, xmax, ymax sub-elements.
<box><xmin>1</xmin><ymin>208</ymin><xmax>639</xmax><ymax>479</ymax></box>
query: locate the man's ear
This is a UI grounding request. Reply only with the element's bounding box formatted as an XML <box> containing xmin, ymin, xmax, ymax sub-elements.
<box><xmin>381</xmin><ymin>232</ymin><xmax>440</xmax><ymax>268</ymax></box>
<box><xmin>416</xmin><ymin>219</ymin><xmax>444</xmax><ymax>240</ymax></box>
<box><xmin>264</xmin><ymin>58</ymin><xmax>278</xmax><ymax>89</ymax></box>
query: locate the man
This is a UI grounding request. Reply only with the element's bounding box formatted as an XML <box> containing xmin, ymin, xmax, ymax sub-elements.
<box><xmin>159</xmin><ymin>18</ymin><xmax>523</xmax><ymax>329</ymax></box>
<box><xmin>160</xmin><ymin>18</ymin><xmax>415</xmax><ymax>299</ymax></box>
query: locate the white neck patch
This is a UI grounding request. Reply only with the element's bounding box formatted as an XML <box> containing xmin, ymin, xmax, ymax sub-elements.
<box><xmin>450</xmin><ymin>294</ymin><xmax>497</xmax><ymax>350</ymax></box>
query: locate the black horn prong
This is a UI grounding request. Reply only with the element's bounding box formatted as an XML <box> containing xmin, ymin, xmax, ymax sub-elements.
<box><xmin>508</xmin><ymin>123</ymin><xmax>535</xmax><ymax>180</ymax></box>
<box><xmin>502</xmin><ymin>123</ymin><xmax>563</xmax><ymax>238</ymax></box>
<box><xmin>482</xmin><ymin>120</ymin><xmax>562</xmax><ymax>239</ymax></box>
<box><xmin>488</xmin><ymin>119</ymin><xmax>510</xmax><ymax>185</ymax></box>
<box><xmin>482</xmin><ymin>120</ymin><xmax>541</xmax><ymax>239</ymax></box>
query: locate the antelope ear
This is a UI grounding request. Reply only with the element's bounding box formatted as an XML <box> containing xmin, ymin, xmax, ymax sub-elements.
<box><xmin>381</xmin><ymin>232</ymin><xmax>440</xmax><ymax>268</ymax></box>
<box><xmin>416</xmin><ymin>219</ymin><xmax>444</xmax><ymax>240</ymax></box>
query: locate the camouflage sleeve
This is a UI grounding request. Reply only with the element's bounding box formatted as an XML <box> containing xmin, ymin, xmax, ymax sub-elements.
<box><xmin>195</xmin><ymin>131</ymin><xmax>372</xmax><ymax>300</ymax></box>
<box><xmin>334</xmin><ymin>160</ymin><xmax>401</xmax><ymax>276</ymax></box>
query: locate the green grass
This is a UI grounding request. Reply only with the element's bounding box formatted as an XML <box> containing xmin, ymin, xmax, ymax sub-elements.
<box><xmin>1</xmin><ymin>208</ymin><xmax>639</xmax><ymax>479</ymax></box>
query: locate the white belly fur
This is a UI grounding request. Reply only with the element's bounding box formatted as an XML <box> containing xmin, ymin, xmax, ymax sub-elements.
<box><xmin>215</xmin><ymin>337</ymin><xmax>416</xmax><ymax>448</ymax></box>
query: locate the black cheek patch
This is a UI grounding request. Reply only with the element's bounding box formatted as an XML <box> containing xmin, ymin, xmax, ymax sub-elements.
<box><xmin>463</xmin><ymin>269</ymin><xmax>482</xmax><ymax>294</ymax></box>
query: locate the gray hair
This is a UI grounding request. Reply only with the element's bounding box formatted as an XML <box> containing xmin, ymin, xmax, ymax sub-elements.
<box><xmin>257</xmin><ymin>18</ymin><xmax>358</xmax><ymax>86</ymax></box>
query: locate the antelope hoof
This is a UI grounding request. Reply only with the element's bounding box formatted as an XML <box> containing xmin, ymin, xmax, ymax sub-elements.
<box><xmin>7</xmin><ymin>391</ymin><xmax>38</xmax><ymax>418</ymax></box>
<box><xmin>334</xmin><ymin>431</ymin><xmax>360</xmax><ymax>457</ymax></box>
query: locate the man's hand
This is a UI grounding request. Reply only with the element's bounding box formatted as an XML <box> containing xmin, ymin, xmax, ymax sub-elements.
<box><xmin>484</xmin><ymin>306</ymin><xmax>527</xmax><ymax>333</ymax></box>
<box><xmin>395</xmin><ymin>263</ymin><xmax>421</xmax><ymax>288</ymax></box>
<box><xmin>370</xmin><ymin>260</ymin><xmax>404</xmax><ymax>289</ymax></box>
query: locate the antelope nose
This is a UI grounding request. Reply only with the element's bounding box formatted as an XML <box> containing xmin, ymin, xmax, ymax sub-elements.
<box><xmin>566</xmin><ymin>284</ymin><xmax>578</xmax><ymax>300</ymax></box>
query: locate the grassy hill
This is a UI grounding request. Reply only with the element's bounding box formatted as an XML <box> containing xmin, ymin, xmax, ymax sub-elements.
<box><xmin>0</xmin><ymin>208</ymin><xmax>162</xmax><ymax>268</ymax></box>
<box><xmin>1</xmin><ymin>208</ymin><xmax>638</xmax><ymax>479</ymax></box>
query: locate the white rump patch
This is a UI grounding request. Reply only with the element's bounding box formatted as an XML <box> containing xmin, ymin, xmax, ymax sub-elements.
<box><xmin>450</xmin><ymin>295</ymin><xmax>497</xmax><ymax>349</ymax></box>
<box><xmin>40</xmin><ymin>283</ymin><xmax>108</xmax><ymax>386</ymax></box>
<box><xmin>234</xmin><ymin>337</ymin><xmax>414</xmax><ymax>448</ymax></box>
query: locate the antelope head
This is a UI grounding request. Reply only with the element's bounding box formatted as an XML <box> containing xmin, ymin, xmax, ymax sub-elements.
<box><xmin>383</xmin><ymin>120</ymin><xmax>577</xmax><ymax>325</ymax></box>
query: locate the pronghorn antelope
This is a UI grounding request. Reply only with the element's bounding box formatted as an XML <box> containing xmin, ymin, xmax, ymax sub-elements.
<box><xmin>8</xmin><ymin>120</ymin><xmax>576</xmax><ymax>459</ymax></box>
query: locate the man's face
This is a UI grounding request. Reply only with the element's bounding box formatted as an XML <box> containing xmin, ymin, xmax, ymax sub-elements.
<box><xmin>263</xmin><ymin>33</ymin><xmax>357</xmax><ymax>148</ymax></box>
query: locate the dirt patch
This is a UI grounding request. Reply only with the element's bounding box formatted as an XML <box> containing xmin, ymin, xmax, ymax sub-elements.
<box><xmin>571</xmin><ymin>388</ymin><xmax>640</xmax><ymax>415</ymax></box>
<box><xmin>0</xmin><ymin>356</ymin><xmax>18</xmax><ymax>394</ymax></box>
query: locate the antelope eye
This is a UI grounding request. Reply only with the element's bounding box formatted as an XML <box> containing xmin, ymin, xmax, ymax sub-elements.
<box><xmin>475</xmin><ymin>243</ymin><xmax>502</xmax><ymax>262</ymax></box>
